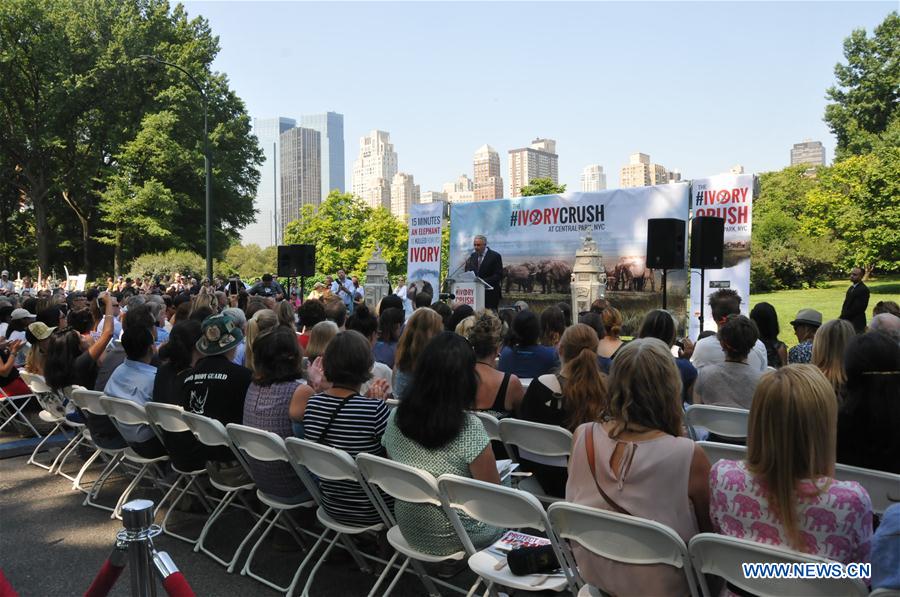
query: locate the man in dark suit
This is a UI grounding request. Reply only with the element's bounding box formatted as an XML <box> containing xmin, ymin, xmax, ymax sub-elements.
<box><xmin>464</xmin><ymin>234</ymin><xmax>503</xmax><ymax>310</ymax></box>
<box><xmin>840</xmin><ymin>267</ymin><xmax>870</xmax><ymax>333</ymax></box>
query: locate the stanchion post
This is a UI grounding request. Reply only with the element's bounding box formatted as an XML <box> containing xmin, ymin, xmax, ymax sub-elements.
<box><xmin>122</xmin><ymin>499</ymin><xmax>157</xmax><ymax>597</ymax></box>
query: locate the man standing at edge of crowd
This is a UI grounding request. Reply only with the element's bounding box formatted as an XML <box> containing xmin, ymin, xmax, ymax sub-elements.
<box><xmin>331</xmin><ymin>269</ymin><xmax>356</xmax><ymax>316</ymax></box>
<box><xmin>840</xmin><ymin>267</ymin><xmax>870</xmax><ymax>333</ymax></box>
<box><xmin>464</xmin><ymin>234</ymin><xmax>503</xmax><ymax>311</ymax></box>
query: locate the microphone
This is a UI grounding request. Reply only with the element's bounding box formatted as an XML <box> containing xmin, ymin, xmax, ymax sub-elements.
<box><xmin>439</xmin><ymin>292</ymin><xmax>455</xmax><ymax>301</ymax></box>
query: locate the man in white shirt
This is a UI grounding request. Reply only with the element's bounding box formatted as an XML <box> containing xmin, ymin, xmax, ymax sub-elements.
<box><xmin>691</xmin><ymin>288</ymin><xmax>768</xmax><ymax>371</ymax></box>
<box><xmin>0</xmin><ymin>271</ymin><xmax>15</xmax><ymax>293</ymax></box>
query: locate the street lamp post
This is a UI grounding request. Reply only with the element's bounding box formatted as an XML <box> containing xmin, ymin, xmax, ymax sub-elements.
<box><xmin>140</xmin><ymin>55</ymin><xmax>213</xmax><ymax>283</ymax></box>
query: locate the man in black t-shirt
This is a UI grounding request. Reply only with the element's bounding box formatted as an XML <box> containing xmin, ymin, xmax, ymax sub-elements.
<box><xmin>182</xmin><ymin>313</ymin><xmax>253</xmax><ymax>484</ymax></box>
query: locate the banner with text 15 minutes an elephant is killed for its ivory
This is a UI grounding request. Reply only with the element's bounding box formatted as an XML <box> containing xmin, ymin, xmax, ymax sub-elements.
<box><xmin>449</xmin><ymin>184</ymin><xmax>690</xmax><ymax>336</ymax></box>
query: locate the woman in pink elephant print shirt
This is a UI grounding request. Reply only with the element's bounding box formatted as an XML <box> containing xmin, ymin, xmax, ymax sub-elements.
<box><xmin>710</xmin><ymin>365</ymin><xmax>872</xmax><ymax>567</ymax></box>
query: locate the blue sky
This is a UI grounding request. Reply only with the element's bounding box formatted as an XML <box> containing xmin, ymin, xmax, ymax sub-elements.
<box><xmin>184</xmin><ymin>1</ymin><xmax>894</xmax><ymax>192</ymax></box>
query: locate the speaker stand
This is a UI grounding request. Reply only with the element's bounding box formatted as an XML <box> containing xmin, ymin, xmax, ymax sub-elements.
<box><xmin>299</xmin><ymin>275</ymin><xmax>305</xmax><ymax>305</ymax></box>
<box><xmin>698</xmin><ymin>268</ymin><xmax>706</xmax><ymax>332</ymax></box>
<box><xmin>661</xmin><ymin>269</ymin><xmax>668</xmax><ymax>310</ymax></box>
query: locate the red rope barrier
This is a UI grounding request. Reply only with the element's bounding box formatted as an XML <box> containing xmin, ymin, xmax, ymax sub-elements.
<box><xmin>161</xmin><ymin>571</ymin><xmax>195</xmax><ymax>597</ymax></box>
<box><xmin>83</xmin><ymin>558</ymin><xmax>125</xmax><ymax>597</ymax></box>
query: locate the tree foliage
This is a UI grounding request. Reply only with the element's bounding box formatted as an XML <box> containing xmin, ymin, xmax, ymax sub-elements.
<box><xmin>127</xmin><ymin>249</ymin><xmax>206</xmax><ymax>280</ymax></box>
<box><xmin>283</xmin><ymin>190</ymin><xmax>409</xmax><ymax>279</ymax></box>
<box><xmin>824</xmin><ymin>12</ymin><xmax>899</xmax><ymax>160</ymax></box>
<box><xmin>0</xmin><ymin>0</ymin><xmax>261</xmax><ymax>277</ymax></box>
<box><xmin>217</xmin><ymin>244</ymin><xmax>277</xmax><ymax>280</ymax></box>
<box><xmin>519</xmin><ymin>178</ymin><xmax>567</xmax><ymax>197</ymax></box>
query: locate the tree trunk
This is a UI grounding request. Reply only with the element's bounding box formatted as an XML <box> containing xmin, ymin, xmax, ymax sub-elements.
<box><xmin>32</xmin><ymin>189</ymin><xmax>50</xmax><ymax>272</ymax></box>
<box><xmin>60</xmin><ymin>191</ymin><xmax>93</xmax><ymax>278</ymax></box>
<box><xmin>114</xmin><ymin>226</ymin><xmax>122</xmax><ymax>277</ymax></box>
<box><xmin>864</xmin><ymin>264</ymin><xmax>874</xmax><ymax>281</ymax></box>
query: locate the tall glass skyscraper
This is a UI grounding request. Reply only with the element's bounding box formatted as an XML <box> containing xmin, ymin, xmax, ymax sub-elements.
<box><xmin>243</xmin><ymin>117</ymin><xmax>296</xmax><ymax>247</ymax></box>
<box><xmin>300</xmin><ymin>112</ymin><xmax>345</xmax><ymax>200</ymax></box>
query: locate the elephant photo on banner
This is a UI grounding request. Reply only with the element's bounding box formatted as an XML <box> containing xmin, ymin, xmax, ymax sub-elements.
<box><xmin>448</xmin><ymin>184</ymin><xmax>690</xmax><ymax>335</ymax></box>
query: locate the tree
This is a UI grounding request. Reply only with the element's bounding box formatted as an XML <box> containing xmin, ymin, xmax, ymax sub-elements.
<box><xmin>283</xmin><ymin>190</ymin><xmax>409</xmax><ymax>279</ymax></box>
<box><xmin>127</xmin><ymin>249</ymin><xmax>205</xmax><ymax>281</ymax></box>
<box><xmin>824</xmin><ymin>12</ymin><xmax>900</xmax><ymax>160</ymax></box>
<box><xmin>0</xmin><ymin>0</ymin><xmax>261</xmax><ymax>275</ymax></box>
<box><xmin>519</xmin><ymin>178</ymin><xmax>567</xmax><ymax>197</ymax></box>
<box><xmin>219</xmin><ymin>244</ymin><xmax>277</xmax><ymax>280</ymax></box>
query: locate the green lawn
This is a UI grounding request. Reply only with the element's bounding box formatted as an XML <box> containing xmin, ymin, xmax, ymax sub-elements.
<box><xmin>751</xmin><ymin>275</ymin><xmax>900</xmax><ymax>336</ymax></box>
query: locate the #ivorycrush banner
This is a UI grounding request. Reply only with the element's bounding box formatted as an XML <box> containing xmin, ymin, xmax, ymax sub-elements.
<box><xmin>449</xmin><ymin>184</ymin><xmax>690</xmax><ymax>335</ymax></box>
<box><xmin>689</xmin><ymin>173</ymin><xmax>754</xmax><ymax>339</ymax></box>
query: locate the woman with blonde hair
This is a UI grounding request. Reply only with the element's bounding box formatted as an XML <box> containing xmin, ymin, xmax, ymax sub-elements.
<box><xmin>392</xmin><ymin>307</ymin><xmax>443</xmax><ymax>400</ymax></box>
<box><xmin>711</xmin><ymin>365</ymin><xmax>872</xmax><ymax>567</ymax></box>
<box><xmin>597</xmin><ymin>306</ymin><xmax>625</xmax><ymax>359</ymax></box>
<box><xmin>305</xmin><ymin>320</ymin><xmax>339</xmax><ymax>362</ymax></box>
<box><xmin>811</xmin><ymin>318</ymin><xmax>855</xmax><ymax>402</ymax></box>
<box><xmin>519</xmin><ymin>323</ymin><xmax>608</xmax><ymax>497</ymax></box>
<box><xmin>566</xmin><ymin>338</ymin><xmax>712</xmax><ymax>596</ymax></box>
<box><xmin>468</xmin><ymin>310</ymin><xmax>524</xmax><ymax>415</ymax></box>
<box><xmin>244</xmin><ymin>309</ymin><xmax>278</xmax><ymax>371</ymax></box>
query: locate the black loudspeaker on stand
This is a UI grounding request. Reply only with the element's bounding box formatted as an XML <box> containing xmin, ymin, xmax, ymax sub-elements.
<box><xmin>277</xmin><ymin>244</ymin><xmax>316</xmax><ymax>303</ymax></box>
<box><xmin>646</xmin><ymin>218</ymin><xmax>687</xmax><ymax>310</ymax></box>
<box><xmin>690</xmin><ymin>217</ymin><xmax>725</xmax><ymax>332</ymax></box>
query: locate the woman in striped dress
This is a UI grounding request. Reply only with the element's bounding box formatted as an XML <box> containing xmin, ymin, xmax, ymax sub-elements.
<box><xmin>301</xmin><ymin>330</ymin><xmax>392</xmax><ymax>526</ymax></box>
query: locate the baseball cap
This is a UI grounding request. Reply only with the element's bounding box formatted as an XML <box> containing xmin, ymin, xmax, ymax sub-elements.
<box><xmin>10</xmin><ymin>308</ymin><xmax>35</xmax><ymax>321</ymax></box>
<box><xmin>196</xmin><ymin>314</ymin><xmax>244</xmax><ymax>356</ymax></box>
<box><xmin>27</xmin><ymin>321</ymin><xmax>56</xmax><ymax>341</ymax></box>
<box><xmin>1</xmin><ymin>270</ymin><xmax>8</xmax><ymax>277</ymax></box>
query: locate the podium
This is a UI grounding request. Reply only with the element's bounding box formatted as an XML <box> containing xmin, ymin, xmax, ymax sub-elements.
<box><xmin>449</xmin><ymin>271</ymin><xmax>492</xmax><ymax>311</ymax></box>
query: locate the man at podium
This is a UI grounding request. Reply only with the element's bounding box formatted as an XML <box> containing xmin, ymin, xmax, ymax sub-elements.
<box><xmin>464</xmin><ymin>234</ymin><xmax>503</xmax><ymax>310</ymax></box>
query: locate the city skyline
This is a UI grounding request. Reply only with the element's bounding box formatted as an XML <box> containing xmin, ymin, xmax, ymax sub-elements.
<box><xmin>187</xmin><ymin>2</ymin><xmax>893</xmax><ymax>203</ymax></box>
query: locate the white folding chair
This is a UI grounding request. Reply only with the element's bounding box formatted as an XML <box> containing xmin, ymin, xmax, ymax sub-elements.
<box><xmin>689</xmin><ymin>533</ymin><xmax>868</xmax><ymax>597</ymax></box>
<box><xmin>45</xmin><ymin>386</ymin><xmax>97</xmax><ymax>481</ymax></box>
<box><xmin>834</xmin><ymin>463</ymin><xmax>900</xmax><ymax>515</ymax></box>
<box><xmin>685</xmin><ymin>404</ymin><xmax>749</xmax><ymax>441</ymax></box>
<box><xmin>284</xmin><ymin>438</ymin><xmax>390</xmax><ymax>597</ymax></box>
<box><xmin>71</xmin><ymin>390</ymin><xmax>129</xmax><ymax>509</ymax></box>
<box><xmin>548</xmin><ymin>501</ymin><xmax>700</xmax><ymax>597</ymax></box>
<box><xmin>99</xmin><ymin>395</ymin><xmax>170</xmax><ymax>519</ymax></box>
<box><xmin>181</xmin><ymin>411</ymin><xmax>256</xmax><ymax>571</ymax></box>
<box><xmin>697</xmin><ymin>441</ymin><xmax>747</xmax><ymax>465</ymax></box>
<box><xmin>498</xmin><ymin>418</ymin><xmax>572</xmax><ymax>504</ymax></box>
<box><xmin>225</xmin><ymin>423</ymin><xmax>316</xmax><ymax>594</ymax></box>
<box><xmin>356</xmin><ymin>452</ymin><xmax>478</xmax><ymax>597</ymax></box>
<box><xmin>473</xmin><ymin>411</ymin><xmax>502</xmax><ymax>443</ymax></box>
<box><xmin>438</xmin><ymin>474</ymin><xmax>578</xmax><ymax>595</ymax></box>
<box><xmin>144</xmin><ymin>403</ymin><xmax>215</xmax><ymax>544</ymax></box>
<box><xmin>21</xmin><ymin>372</ymin><xmax>77</xmax><ymax>471</ymax></box>
<box><xmin>0</xmin><ymin>383</ymin><xmax>40</xmax><ymax>438</ymax></box>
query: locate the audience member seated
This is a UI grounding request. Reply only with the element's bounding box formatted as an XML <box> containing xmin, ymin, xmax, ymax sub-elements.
<box><xmin>373</xmin><ymin>307</ymin><xmax>403</xmax><ymax>368</ymax></box>
<box><xmin>221</xmin><ymin>307</ymin><xmax>247</xmax><ymax>366</ymax></box>
<box><xmin>94</xmin><ymin>304</ymin><xmax>157</xmax><ymax>391</ymax></box>
<box><xmin>428</xmin><ymin>301</ymin><xmax>452</xmax><ymax>328</ymax></box>
<box><xmin>382</xmin><ymin>332</ymin><xmax>504</xmax><ymax>556</ymax></box>
<box><xmin>556</xmin><ymin>301</ymin><xmax>573</xmax><ymax>327</ymax></box>
<box><xmin>710</xmin><ymin>365</ymin><xmax>872</xmax><ymax>574</ymax></box>
<box><xmin>694</xmin><ymin>315</ymin><xmax>762</xmax><ymax>410</ymax></box>
<box><xmin>324</xmin><ymin>298</ymin><xmax>347</xmax><ymax>329</ymax></box>
<box><xmin>297</xmin><ymin>299</ymin><xmax>326</xmax><ymax>350</ymax></box>
<box><xmin>869</xmin><ymin>312</ymin><xmax>900</xmax><ymax>343</ymax></box>
<box><xmin>788</xmin><ymin>308</ymin><xmax>822</xmax><ymax>364</ymax></box>
<box><xmin>305</xmin><ymin>320</ymin><xmax>338</xmax><ymax>363</ymax></box>
<box><xmin>519</xmin><ymin>323</ymin><xmax>608</xmax><ymax>497</ymax></box>
<box><xmin>347</xmin><ymin>305</ymin><xmax>392</xmax><ymax>395</ymax></box>
<box><xmin>413</xmin><ymin>293</ymin><xmax>432</xmax><ymax>310</ymax></box>
<box><xmin>872</xmin><ymin>300</ymin><xmax>900</xmax><ymax>318</ymax></box>
<box><xmin>637</xmin><ymin>309</ymin><xmax>697</xmax><ymax>403</ymax></box>
<box><xmin>811</xmin><ymin>319</ymin><xmax>855</xmax><ymax>403</ymax></box>
<box><xmin>243</xmin><ymin>309</ymin><xmax>277</xmax><ymax>372</ymax></box>
<box><xmin>0</xmin><ymin>337</ymin><xmax>29</xmax><ymax>398</ymax></box>
<box><xmin>300</xmin><ymin>331</ymin><xmax>392</xmax><ymax>527</ymax></box>
<box><xmin>498</xmin><ymin>310</ymin><xmax>560</xmax><ymax>379</ymax></box>
<box><xmin>445</xmin><ymin>304</ymin><xmax>474</xmax><ymax>333</ymax></box>
<box><xmin>750</xmin><ymin>301</ymin><xmax>787</xmax><ymax>368</ymax></box>
<box><xmin>392</xmin><ymin>308</ymin><xmax>443</xmax><ymax>400</ymax></box>
<box><xmin>243</xmin><ymin>327</ymin><xmax>313</xmax><ymax>501</ymax></box>
<box><xmin>24</xmin><ymin>322</ymin><xmax>54</xmax><ymax>375</ymax></box>
<box><xmin>692</xmin><ymin>289</ymin><xmax>767</xmax><ymax>371</ymax></box>
<box><xmin>151</xmin><ymin>320</ymin><xmax>205</xmax><ymax>471</ymax></box>
<box><xmin>872</xmin><ymin>504</ymin><xmax>900</xmax><ymax>591</ymax></box>
<box><xmin>469</xmin><ymin>310</ymin><xmax>524</xmax><ymax>416</ymax></box>
<box><xmin>567</xmin><ymin>338</ymin><xmax>712</xmax><ymax>596</ymax></box>
<box><xmin>103</xmin><ymin>326</ymin><xmax>166</xmax><ymax>458</ymax></box>
<box><xmin>597</xmin><ymin>307</ymin><xmax>626</xmax><ymax>359</ymax></box>
<box><xmin>453</xmin><ymin>315</ymin><xmax>475</xmax><ymax>337</ymax></box>
<box><xmin>540</xmin><ymin>306</ymin><xmax>566</xmax><ymax>348</ymax></box>
<box><xmin>837</xmin><ymin>332</ymin><xmax>900</xmax><ymax>473</ymax></box>
<box><xmin>45</xmin><ymin>291</ymin><xmax>116</xmax><ymax>394</ymax></box>
<box><xmin>577</xmin><ymin>312</ymin><xmax>611</xmax><ymax>373</ymax></box>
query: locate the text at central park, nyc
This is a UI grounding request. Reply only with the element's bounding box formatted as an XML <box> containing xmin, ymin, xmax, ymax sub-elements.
<box><xmin>407</xmin><ymin>176</ymin><xmax>755</xmax><ymax>338</ymax></box>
